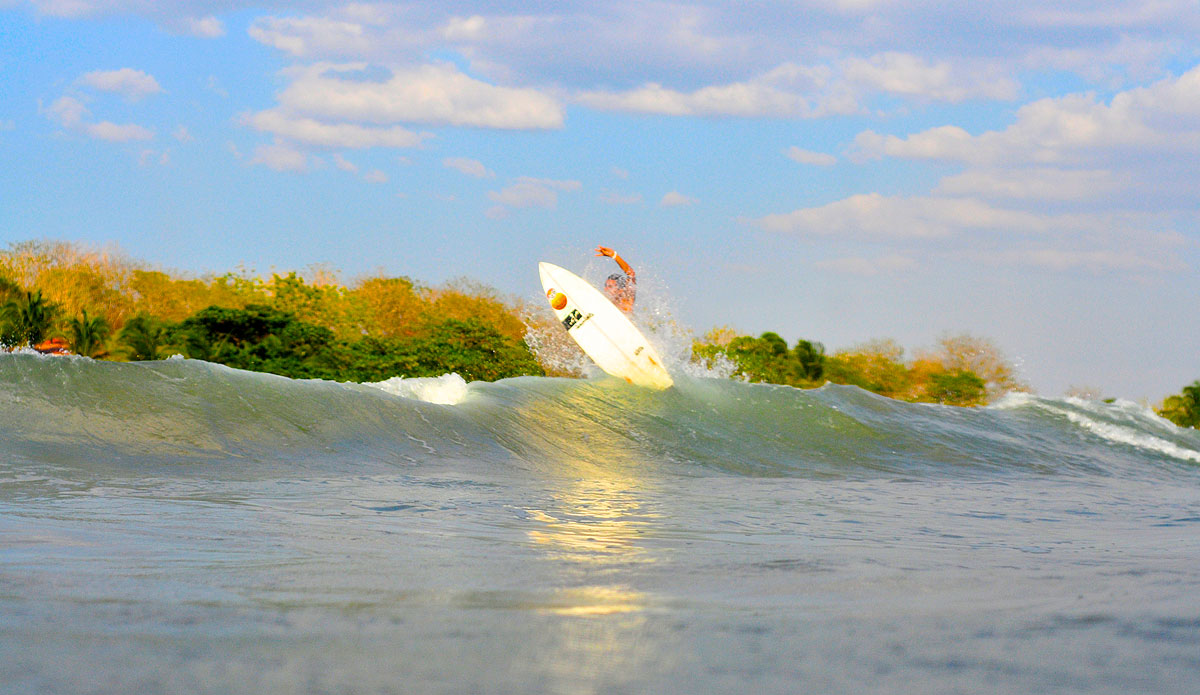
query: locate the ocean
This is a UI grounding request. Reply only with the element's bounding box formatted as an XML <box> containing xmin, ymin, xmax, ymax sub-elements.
<box><xmin>2</xmin><ymin>351</ymin><xmax>1199</xmax><ymax>694</ymax></box>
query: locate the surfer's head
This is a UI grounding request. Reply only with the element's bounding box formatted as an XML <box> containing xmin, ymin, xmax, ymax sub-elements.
<box><xmin>606</xmin><ymin>273</ymin><xmax>628</xmax><ymax>291</ymax></box>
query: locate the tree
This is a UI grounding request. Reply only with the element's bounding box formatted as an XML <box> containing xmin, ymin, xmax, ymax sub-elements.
<box><xmin>172</xmin><ymin>304</ymin><xmax>338</xmax><ymax>378</ymax></box>
<box><xmin>924</xmin><ymin>370</ymin><xmax>988</xmax><ymax>406</ymax></box>
<box><xmin>792</xmin><ymin>339</ymin><xmax>826</xmax><ymax>381</ymax></box>
<box><xmin>0</xmin><ymin>276</ymin><xmax>20</xmax><ymax>304</ymax></box>
<box><xmin>1</xmin><ymin>290</ymin><xmax>62</xmax><ymax>347</ymax></box>
<box><xmin>1158</xmin><ymin>380</ymin><xmax>1200</xmax><ymax>429</ymax></box>
<box><xmin>67</xmin><ymin>309</ymin><xmax>111</xmax><ymax>358</ymax></box>
<box><xmin>825</xmin><ymin>339</ymin><xmax>912</xmax><ymax>398</ymax></box>
<box><xmin>931</xmin><ymin>333</ymin><xmax>1024</xmax><ymax>397</ymax></box>
<box><xmin>119</xmin><ymin>313</ymin><xmax>170</xmax><ymax>361</ymax></box>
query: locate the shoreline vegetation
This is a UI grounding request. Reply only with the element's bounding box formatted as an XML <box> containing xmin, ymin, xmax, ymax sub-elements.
<box><xmin>2</xmin><ymin>240</ymin><xmax>1196</xmax><ymax>426</ymax></box>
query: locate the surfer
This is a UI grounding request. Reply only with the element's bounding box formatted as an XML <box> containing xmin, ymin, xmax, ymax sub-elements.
<box><xmin>594</xmin><ymin>246</ymin><xmax>636</xmax><ymax>313</ymax></box>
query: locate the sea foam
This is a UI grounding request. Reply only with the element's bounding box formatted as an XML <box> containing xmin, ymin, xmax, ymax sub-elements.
<box><xmin>366</xmin><ymin>373</ymin><xmax>471</xmax><ymax>405</ymax></box>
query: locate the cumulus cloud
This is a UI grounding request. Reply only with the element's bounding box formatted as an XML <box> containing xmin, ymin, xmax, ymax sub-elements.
<box><xmin>270</xmin><ymin>62</ymin><xmax>564</xmax><ymax>130</ymax></box>
<box><xmin>249</xmin><ymin>16</ymin><xmax>374</xmax><ymax>58</ymax></box>
<box><xmin>332</xmin><ymin>153</ymin><xmax>358</xmax><ymax>172</ymax></box>
<box><xmin>578</xmin><ymin>63</ymin><xmax>851</xmax><ymax>118</ymax></box>
<box><xmin>755</xmin><ymin>194</ymin><xmax>1049</xmax><ymax>238</ymax></box>
<box><xmin>17</xmin><ymin>2</ymin><xmax>1200</xmax><ymax>101</ymax></box>
<box><xmin>576</xmin><ymin>51</ymin><xmax>1025</xmax><ymax>117</ymax></box>
<box><xmin>854</xmin><ymin>65</ymin><xmax>1200</xmax><ymax>167</ymax></box>
<box><xmin>934</xmin><ymin>168</ymin><xmax>1121</xmax><ymax>201</ymax></box>
<box><xmin>842</xmin><ymin>52</ymin><xmax>1018</xmax><ymax>102</ymax></box>
<box><xmin>363</xmin><ymin>168</ymin><xmax>388</xmax><ymax>183</ymax></box>
<box><xmin>43</xmin><ymin>93</ymin><xmax>154</xmax><ymax>142</ymax></box>
<box><xmin>80</xmin><ymin>68</ymin><xmax>162</xmax><ymax>100</ymax></box>
<box><xmin>242</xmin><ymin>108</ymin><xmax>429</xmax><ymax>148</ymax></box>
<box><xmin>488</xmin><ymin>177</ymin><xmax>581</xmax><ymax>209</ymax></box>
<box><xmin>44</xmin><ymin>95</ymin><xmax>88</xmax><ymax>127</ymax></box>
<box><xmin>660</xmin><ymin>191</ymin><xmax>697</xmax><ymax>207</ymax></box>
<box><xmin>786</xmin><ymin>146</ymin><xmax>837</xmax><ymax>166</ymax></box>
<box><xmin>86</xmin><ymin>121</ymin><xmax>154</xmax><ymax>141</ymax></box>
<box><xmin>249</xmin><ymin>140</ymin><xmax>309</xmax><ymax>172</ymax></box>
<box><xmin>172</xmin><ymin>16</ymin><xmax>225</xmax><ymax>39</ymax></box>
<box><xmin>755</xmin><ymin>191</ymin><xmax>1190</xmax><ymax>273</ymax></box>
<box><xmin>443</xmin><ymin>157</ymin><xmax>494</xmax><ymax>178</ymax></box>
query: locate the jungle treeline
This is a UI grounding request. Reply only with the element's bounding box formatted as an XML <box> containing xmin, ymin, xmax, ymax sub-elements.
<box><xmin>0</xmin><ymin>240</ymin><xmax>544</xmax><ymax>382</ymax></box>
<box><xmin>692</xmin><ymin>328</ymin><xmax>1023</xmax><ymax>407</ymax></box>
<box><xmin>2</xmin><ymin>240</ymin><xmax>1196</xmax><ymax>422</ymax></box>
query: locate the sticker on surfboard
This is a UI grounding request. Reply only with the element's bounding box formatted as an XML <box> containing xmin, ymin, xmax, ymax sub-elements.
<box><xmin>538</xmin><ymin>261</ymin><xmax>673</xmax><ymax>390</ymax></box>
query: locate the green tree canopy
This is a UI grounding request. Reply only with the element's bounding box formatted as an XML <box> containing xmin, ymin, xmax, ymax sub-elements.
<box><xmin>1158</xmin><ymin>380</ymin><xmax>1200</xmax><ymax>429</ymax></box>
<box><xmin>67</xmin><ymin>309</ymin><xmax>111</xmax><ymax>358</ymax></box>
<box><xmin>1</xmin><ymin>289</ymin><xmax>62</xmax><ymax>347</ymax></box>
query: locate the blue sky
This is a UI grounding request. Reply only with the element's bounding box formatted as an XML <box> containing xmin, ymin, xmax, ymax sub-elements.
<box><xmin>1</xmin><ymin>1</ymin><xmax>1199</xmax><ymax>400</ymax></box>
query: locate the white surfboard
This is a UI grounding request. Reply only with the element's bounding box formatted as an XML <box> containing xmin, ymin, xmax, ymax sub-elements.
<box><xmin>539</xmin><ymin>262</ymin><xmax>673</xmax><ymax>390</ymax></box>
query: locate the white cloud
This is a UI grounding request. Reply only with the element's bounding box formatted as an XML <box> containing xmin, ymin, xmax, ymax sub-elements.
<box><xmin>854</xmin><ymin>65</ymin><xmax>1200</xmax><ymax>167</ymax></box>
<box><xmin>44</xmin><ymin>95</ymin><xmax>87</xmax><ymax>127</ymax></box>
<box><xmin>363</xmin><ymin>168</ymin><xmax>388</xmax><ymax>183</ymax></box>
<box><xmin>815</xmin><ymin>254</ymin><xmax>918</xmax><ymax>276</ymax></box>
<box><xmin>578</xmin><ymin>63</ymin><xmax>850</xmax><ymax>118</ymax></box>
<box><xmin>755</xmin><ymin>193</ymin><xmax>1054</xmax><ymax>238</ymax></box>
<box><xmin>43</xmin><ymin>94</ymin><xmax>153</xmax><ymax>142</ymax></box>
<box><xmin>332</xmin><ymin>153</ymin><xmax>358</xmax><ymax>172</ymax></box>
<box><xmin>22</xmin><ymin>0</ymin><xmax>97</xmax><ymax>18</ymax></box>
<box><xmin>173</xmin><ymin>125</ymin><xmax>193</xmax><ymax>142</ymax></box>
<box><xmin>786</xmin><ymin>146</ymin><xmax>837</xmax><ymax>166</ymax></box>
<box><xmin>842</xmin><ymin>52</ymin><xmax>1018</xmax><ymax>102</ymax></box>
<box><xmin>273</xmin><ymin>62</ymin><xmax>564</xmax><ymax>130</ymax></box>
<box><xmin>576</xmin><ymin>53</ymin><xmax>1022</xmax><ymax>117</ymax></box>
<box><xmin>242</xmin><ymin>109</ymin><xmax>429</xmax><ymax>149</ymax></box>
<box><xmin>249</xmin><ymin>141</ymin><xmax>309</xmax><ymax>172</ymax></box>
<box><xmin>175</xmin><ymin>16</ymin><xmax>224</xmax><ymax>39</ymax></box>
<box><xmin>80</xmin><ymin>68</ymin><xmax>162</xmax><ymax>100</ymax></box>
<box><xmin>86</xmin><ymin>121</ymin><xmax>153</xmax><ymax>142</ymax></box>
<box><xmin>443</xmin><ymin>157</ymin><xmax>494</xmax><ymax>178</ymax></box>
<box><xmin>249</xmin><ymin>16</ymin><xmax>373</xmax><ymax>58</ymax></box>
<box><xmin>660</xmin><ymin>191</ymin><xmax>697</xmax><ymax>207</ymax></box>
<box><xmin>16</xmin><ymin>2</ymin><xmax>1200</xmax><ymax>101</ymax></box>
<box><xmin>442</xmin><ymin>15</ymin><xmax>487</xmax><ymax>41</ymax></box>
<box><xmin>935</xmin><ymin>168</ymin><xmax>1121</xmax><ymax>201</ymax></box>
<box><xmin>1018</xmin><ymin>2</ymin><xmax>1187</xmax><ymax>29</ymax></box>
<box><xmin>755</xmin><ymin>190</ymin><xmax>1191</xmax><ymax>274</ymax></box>
<box><xmin>488</xmin><ymin>177</ymin><xmax>581</xmax><ymax>209</ymax></box>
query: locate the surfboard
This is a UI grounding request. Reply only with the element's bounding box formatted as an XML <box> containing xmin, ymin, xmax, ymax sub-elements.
<box><xmin>539</xmin><ymin>262</ymin><xmax>674</xmax><ymax>390</ymax></box>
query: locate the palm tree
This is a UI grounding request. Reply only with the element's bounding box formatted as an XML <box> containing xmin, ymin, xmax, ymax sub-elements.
<box><xmin>67</xmin><ymin>309</ymin><xmax>111</xmax><ymax>358</ymax></box>
<box><xmin>1</xmin><ymin>290</ymin><xmax>62</xmax><ymax>348</ymax></box>
<box><xmin>1159</xmin><ymin>380</ymin><xmax>1200</xmax><ymax>429</ymax></box>
<box><xmin>0</xmin><ymin>276</ymin><xmax>20</xmax><ymax>304</ymax></box>
<box><xmin>119</xmin><ymin>313</ymin><xmax>169</xmax><ymax>361</ymax></box>
<box><xmin>792</xmin><ymin>339</ymin><xmax>826</xmax><ymax>381</ymax></box>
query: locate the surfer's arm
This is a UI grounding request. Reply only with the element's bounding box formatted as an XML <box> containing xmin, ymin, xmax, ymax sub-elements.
<box><xmin>594</xmin><ymin>246</ymin><xmax>635</xmax><ymax>281</ymax></box>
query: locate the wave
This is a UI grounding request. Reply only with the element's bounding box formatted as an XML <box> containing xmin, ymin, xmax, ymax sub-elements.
<box><xmin>2</xmin><ymin>353</ymin><xmax>1198</xmax><ymax>485</ymax></box>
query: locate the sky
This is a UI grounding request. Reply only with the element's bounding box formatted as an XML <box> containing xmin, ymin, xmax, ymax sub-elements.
<box><xmin>1</xmin><ymin>1</ymin><xmax>1198</xmax><ymax>401</ymax></box>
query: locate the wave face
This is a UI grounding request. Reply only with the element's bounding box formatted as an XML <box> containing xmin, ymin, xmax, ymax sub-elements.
<box><xmin>5</xmin><ymin>351</ymin><xmax>1200</xmax><ymax>695</ymax></box>
<box><xmin>3</xmin><ymin>352</ymin><xmax>1197</xmax><ymax>483</ymax></box>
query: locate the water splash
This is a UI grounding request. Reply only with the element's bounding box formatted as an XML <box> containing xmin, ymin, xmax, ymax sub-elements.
<box><xmin>366</xmin><ymin>373</ymin><xmax>471</xmax><ymax>405</ymax></box>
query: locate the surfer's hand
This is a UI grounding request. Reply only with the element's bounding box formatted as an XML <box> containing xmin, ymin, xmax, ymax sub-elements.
<box><xmin>595</xmin><ymin>246</ymin><xmax>614</xmax><ymax>257</ymax></box>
